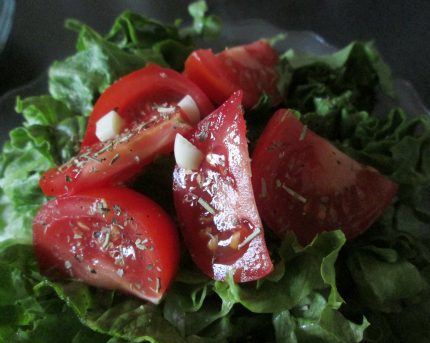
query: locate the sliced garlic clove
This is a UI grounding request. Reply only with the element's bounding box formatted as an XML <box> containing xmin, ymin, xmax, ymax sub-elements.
<box><xmin>174</xmin><ymin>133</ymin><xmax>204</xmax><ymax>170</ymax></box>
<box><xmin>95</xmin><ymin>110</ymin><xmax>126</xmax><ymax>142</ymax></box>
<box><xmin>177</xmin><ymin>95</ymin><xmax>200</xmax><ymax>125</ymax></box>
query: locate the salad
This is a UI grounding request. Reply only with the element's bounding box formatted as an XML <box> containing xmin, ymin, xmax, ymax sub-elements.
<box><xmin>1</xmin><ymin>1</ymin><xmax>430</xmax><ymax>342</ymax></box>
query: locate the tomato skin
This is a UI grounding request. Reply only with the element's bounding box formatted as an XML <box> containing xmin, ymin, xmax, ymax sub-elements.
<box><xmin>183</xmin><ymin>49</ymin><xmax>237</xmax><ymax>107</ymax></box>
<box><xmin>81</xmin><ymin>64</ymin><xmax>215</xmax><ymax>148</ymax></box>
<box><xmin>173</xmin><ymin>91</ymin><xmax>274</xmax><ymax>282</ymax></box>
<box><xmin>217</xmin><ymin>40</ymin><xmax>282</xmax><ymax>106</ymax></box>
<box><xmin>252</xmin><ymin>109</ymin><xmax>399</xmax><ymax>245</ymax></box>
<box><xmin>32</xmin><ymin>187</ymin><xmax>180</xmax><ymax>304</ymax></box>
<box><xmin>40</xmin><ymin>107</ymin><xmax>192</xmax><ymax>197</ymax></box>
<box><xmin>183</xmin><ymin>40</ymin><xmax>282</xmax><ymax>109</ymax></box>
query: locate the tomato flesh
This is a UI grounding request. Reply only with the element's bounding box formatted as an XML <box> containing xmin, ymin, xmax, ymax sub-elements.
<box><xmin>32</xmin><ymin>187</ymin><xmax>181</xmax><ymax>304</ymax></box>
<box><xmin>251</xmin><ymin>109</ymin><xmax>399</xmax><ymax>245</ymax></box>
<box><xmin>81</xmin><ymin>64</ymin><xmax>215</xmax><ymax>148</ymax></box>
<box><xmin>173</xmin><ymin>91</ymin><xmax>274</xmax><ymax>282</ymax></box>
<box><xmin>40</xmin><ymin>107</ymin><xmax>192</xmax><ymax>196</ymax></box>
<box><xmin>183</xmin><ymin>40</ymin><xmax>282</xmax><ymax>109</ymax></box>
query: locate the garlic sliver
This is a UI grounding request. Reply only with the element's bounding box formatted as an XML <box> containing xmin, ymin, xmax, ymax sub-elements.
<box><xmin>177</xmin><ymin>95</ymin><xmax>200</xmax><ymax>125</ymax></box>
<box><xmin>95</xmin><ymin>110</ymin><xmax>125</xmax><ymax>142</ymax></box>
<box><xmin>174</xmin><ymin>133</ymin><xmax>204</xmax><ymax>170</ymax></box>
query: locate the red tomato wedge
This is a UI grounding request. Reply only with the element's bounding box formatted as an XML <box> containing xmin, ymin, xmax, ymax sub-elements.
<box><xmin>251</xmin><ymin>109</ymin><xmax>399</xmax><ymax>245</ymax></box>
<box><xmin>40</xmin><ymin>107</ymin><xmax>192</xmax><ymax>197</ymax></box>
<box><xmin>32</xmin><ymin>187</ymin><xmax>181</xmax><ymax>304</ymax></box>
<box><xmin>81</xmin><ymin>64</ymin><xmax>215</xmax><ymax>148</ymax></box>
<box><xmin>173</xmin><ymin>91</ymin><xmax>274</xmax><ymax>282</ymax></box>
<box><xmin>183</xmin><ymin>40</ymin><xmax>282</xmax><ymax>109</ymax></box>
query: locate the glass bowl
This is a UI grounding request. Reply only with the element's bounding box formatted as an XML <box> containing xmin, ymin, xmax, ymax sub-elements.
<box><xmin>0</xmin><ymin>0</ymin><xmax>15</xmax><ymax>53</ymax></box>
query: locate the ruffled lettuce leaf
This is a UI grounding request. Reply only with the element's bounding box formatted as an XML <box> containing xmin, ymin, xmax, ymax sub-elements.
<box><xmin>277</xmin><ymin>41</ymin><xmax>393</xmax><ymax>142</ymax></box>
<box><xmin>180</xmin><ymin>0</ymin><xmax>223</xmax><ymax>41</ymax></box>
<box><xmin>46</xmin><ymin>280</ymin><xmax>187</xmax><ymax>343</ymax></box>
<box><xmin>0</xmin><ymin>240</ymin><xmax>116</xmax><ymax>342</ymax></box>
<box><xmin>335</xmin><ymin>206</ymin><xmax>430</xmax><ymax>343</ymax></box>
<box><xmin>273</xmin><ymin>293</ymin><xmax>369</xmax><ymax>343</ymax></box>
<box><xmin>0</xmin><ymin>96</ymin><xmax>86</xmax><ymax>241</ymax></box>
<box><xmin>159</xmin><ymin>232</ymin><xmax>369</xmax><ymax>342</ymax></box>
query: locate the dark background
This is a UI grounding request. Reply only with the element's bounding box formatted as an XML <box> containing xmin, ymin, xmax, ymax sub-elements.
<box><xmin>1</xmin><ymin>0</ymin><xmax>429</xmax><ymax>110</ymax></box>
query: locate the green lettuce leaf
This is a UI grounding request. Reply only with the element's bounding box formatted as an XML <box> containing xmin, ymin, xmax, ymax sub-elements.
<box><xmin>0</xmin><ymin>240</ymin><xmax>116</xmax><ymax>342</ymax></box>
<box><xmin>180</xmin><ymin>0</ymin><xmax>222</xmax><ymax>41</ymax></box>
<box><xmin>46</xmin><ymin>280</ymin><xmax>186</xmax><ymax>343</ymax></box>
<box><xmin>0</xmin><ymin>95</ymin><xmax>87</xmax><ymax>241</ymax></box>
<box><xmin>159</xmin><ymin>232</ymin><xmax>367</xmax><ymax>342</ymax></box>
<box><xmin>215</xmin><ymin>231</ymin><xmax>345</xmax><ymax>313</ymax></box>
<box><xmin>278</xmin><ymin>41</ymin><xmax>393</xmax><ymax>142</ymax></box>
<box><xmin>273</xmin><ymin>293</ymin><xmax>369</xmax><ymax>343</ymax></box>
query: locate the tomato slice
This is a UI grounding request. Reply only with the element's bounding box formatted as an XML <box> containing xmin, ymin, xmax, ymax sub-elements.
<box><xmin>40</xmin><ymin>107</ymin><xmax>192</xmax><ymax>197</ymax></box>
<box><xmin>32</xmin><ymin>187</ymin><xmax>180</xmax><ymax>304</ymax></box>
<box><xmin>183</xmin><ymin>40</ymin><xmax>282</xmax><ymax>109</ymax></box>
<box><xmin>251</xmin><ymin>109</ymin><xmax>399</xmax><ymax>244</ymax></box>
<box><xmin>81</xmin><ymin>64</ymin><xmax>215</xmax><ymax>148</ymax></box>
<box><xmin>173</xmin><ymin>91</ymin><xmax>274</xmax><ymax>282</ymax></box>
